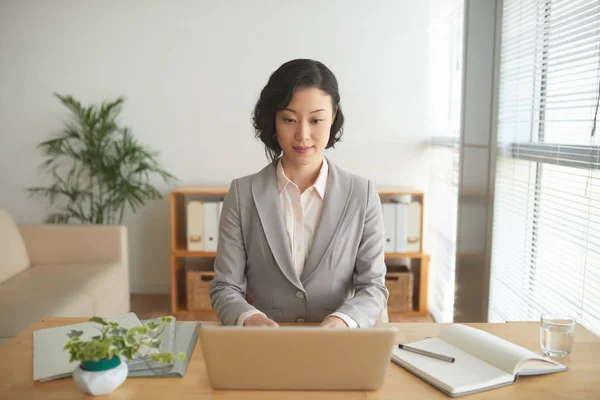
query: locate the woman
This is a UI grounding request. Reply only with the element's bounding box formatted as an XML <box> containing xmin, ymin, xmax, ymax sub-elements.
<box><xmin>209</xmin><ymin>59</ymin><xmax>388</xmax><ymax>328</ymax></box>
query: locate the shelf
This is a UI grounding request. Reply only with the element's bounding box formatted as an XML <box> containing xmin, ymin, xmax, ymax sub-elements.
<box><xmin>172</xmin><ymin>185</ymin><xmax>423</xmax><ymax>197</ymax></box>
<box><xmin>173</xmin><ymin>250</ymin><xmax>217</xmax><ymax>257</ymax></box>
<box><xmin>376</xmin><ymin>186</ymin><xmax>423</xmax><ymax>196</ymax></box>
<box><xmin>171</xmin><ymin>185</ymin><xmax>429</xmax><ymax>316</ymax></box>
<box><xmin>173</xmin><ymin>250</ymin><xmax>425</xmax><ymax>258</ymax></box>
<box><xmin>171</xmin><ymin>185</ymin><xmax>229</xmax><ymax>195</ymax></box>
<box><xmin>385</xmin><ymin>252</ymin><xmax>426</xmax><ymax>259</ymax></box>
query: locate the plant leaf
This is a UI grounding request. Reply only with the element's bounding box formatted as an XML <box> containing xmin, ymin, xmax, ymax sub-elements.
<box><xmin>109</xmin><ymin>328</ymin><xmax>121</xmax><ymax>336</ymax></box>
<box><xmin>31</xmin><ymin>94</ymin><xmax>177</xmax><ymax>226</ymax></box>
<box><xmin>89</xmin><ymin>317</ymin><xmax>108</xmax><ymax>326</ymax></box>
<box><xmin>67</xmin><ymin>330</ymin><xmax>84</xmax><ymax>339</ymax></box>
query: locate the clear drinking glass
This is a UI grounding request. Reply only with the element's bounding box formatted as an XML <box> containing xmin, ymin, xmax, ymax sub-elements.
<box><xmin>540</xmin><ymin>313</ymin><xmax>575</xmax><ymax>357</ymax></box>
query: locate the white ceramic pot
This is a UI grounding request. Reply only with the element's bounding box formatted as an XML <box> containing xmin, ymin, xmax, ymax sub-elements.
<box><xmin>72</xmin><ymin>356</ymin><xmax>128</xmax><ymax>396</ymax></box>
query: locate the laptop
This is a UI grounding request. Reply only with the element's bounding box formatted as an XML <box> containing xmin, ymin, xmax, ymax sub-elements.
<box><xmin>199</xmin><ymin>325</ymin><xmax>398</xmax><ymax>391</ymax></box>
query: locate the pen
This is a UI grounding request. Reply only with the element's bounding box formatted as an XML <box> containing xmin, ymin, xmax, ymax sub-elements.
<box><xmin>398</xmin><ymin>344</ymin><xmax>455</xmax><ymax>363</ymax></box>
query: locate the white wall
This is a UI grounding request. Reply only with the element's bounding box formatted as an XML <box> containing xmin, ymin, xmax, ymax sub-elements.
<box><xmin>0</xmin><ymin>0</ymin><xmax>431</xmax><ymax>293</ymax></box>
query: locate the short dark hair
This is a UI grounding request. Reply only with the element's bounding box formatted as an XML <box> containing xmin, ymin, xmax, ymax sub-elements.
<box><xmin>252</xmin><ymin>59</ymin><xmax>345</xmax><ymax>163</ymax></box>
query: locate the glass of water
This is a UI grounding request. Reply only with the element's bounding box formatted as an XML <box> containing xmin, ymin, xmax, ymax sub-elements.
<box><xmin>540</xmin><ymin>313</ymin><xmax>575</xmax><ymax>358</ymax></box>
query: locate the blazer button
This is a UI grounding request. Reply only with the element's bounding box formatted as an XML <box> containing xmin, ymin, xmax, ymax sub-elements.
<box><xmin>296</xmin><ymin>317</ymin><xmax>305</xmax><ymax>323</ymax></box>
<box><xmin>295</xmin><ymin>291</ymin><xmax>304</xmax><ymax>299</ymax></box>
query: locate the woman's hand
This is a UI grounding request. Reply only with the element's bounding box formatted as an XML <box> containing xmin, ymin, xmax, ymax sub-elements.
<box><xmin>243</xmin><ymin>314</ymin><xmax>280</xmax><ymax>327</ymax></box>
<box><xmin>320</xmin><ymin>316</ymin><xmax>349</xmax><ymax>328</ymax></box>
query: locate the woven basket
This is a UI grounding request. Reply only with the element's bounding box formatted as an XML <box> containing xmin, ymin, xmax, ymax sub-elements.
<box><xmin>385</xmin><ymin>271</ymin><xmax>413</xmax><ymax>312</ymax></box>
<box><xmin>186</xmin><ymin>270</ymin><xmax>215</xmax><ymax>311</ymax></box>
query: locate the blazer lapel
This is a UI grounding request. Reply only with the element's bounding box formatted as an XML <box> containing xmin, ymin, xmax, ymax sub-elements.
<box><xmin>301</xmin><ymin>159</ymin><xmax>353</xmax><ymax>284</ymax></box>
<box><xmin>251</xmin><ymin>163</ymin><xmax>304</xmax><ymax>291</ymax></box>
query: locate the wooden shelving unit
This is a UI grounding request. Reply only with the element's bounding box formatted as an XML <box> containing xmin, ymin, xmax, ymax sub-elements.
<box><xmin>170</xmin><ymin>185</ymin><xmax>430</xmax><ymax>319</ymax></box>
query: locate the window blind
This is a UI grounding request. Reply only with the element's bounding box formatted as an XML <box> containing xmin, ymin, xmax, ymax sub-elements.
<box><xmin>489</xmin><ymin>0</ymin><xmax>600</xmax><ymax>335</ymax></box>
<box><xmin>426</xmin><ymin>0</ymin><xmax>464</xmax><ymax>323</ymax></box>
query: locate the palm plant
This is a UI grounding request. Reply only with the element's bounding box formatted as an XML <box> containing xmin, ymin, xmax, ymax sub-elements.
<box><xmin>27</xmin><ymin>93</ymin><xmax>176</xmax><ymax>224</ymax></box>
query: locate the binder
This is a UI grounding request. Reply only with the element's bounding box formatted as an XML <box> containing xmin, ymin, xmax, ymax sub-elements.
<box><xmin>406</xmin><ymin>202</ymin><xmax>422</xmax><ymax>252</ymax></box>
<box><xmin>394</xmin><ymin>203</ymin><xmax>408</xmax><ymax>253</ymax></box>
<box><xmin>203</xmin><ymin>202</ymin><xmax>219</xmax><ymax>251</ymax></box>
<box><xmin>187</xmin><ymin>201</ymin><xmax>204</xmax><ymax>251</ymax></box>
<box><xmin>382</xmin><ymin>203</ymin><xmax>396</xmax><ymax>253</ymax></box>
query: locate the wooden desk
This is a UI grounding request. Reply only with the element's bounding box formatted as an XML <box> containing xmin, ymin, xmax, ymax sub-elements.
<box><xmin>0</xmin><ymin>319</ymin><xmax>598</xmax><ymax>399</ymax></box>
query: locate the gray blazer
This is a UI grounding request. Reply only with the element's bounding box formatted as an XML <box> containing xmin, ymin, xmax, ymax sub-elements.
<box><xmin>209</xmin><ymin>158</ymin><xmax>389</xmax><ymax>327</ymax></box>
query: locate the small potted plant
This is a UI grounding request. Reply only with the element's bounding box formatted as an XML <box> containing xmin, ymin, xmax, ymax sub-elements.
<box><xmin>64</xmin><ymin>316</ymin><xmax>185</xmax><ymax>396</ymax></box>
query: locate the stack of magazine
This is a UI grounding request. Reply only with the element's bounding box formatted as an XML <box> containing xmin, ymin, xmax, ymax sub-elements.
<box><xmin>32</xmin><ymin>312</ymin><xmax>200</xmax><ymax>382</ymax></box>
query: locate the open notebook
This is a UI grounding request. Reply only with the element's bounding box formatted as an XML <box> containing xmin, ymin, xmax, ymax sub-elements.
<box><xmin>33</xmin><ymin>312</ymin><xmax>144</xmax><ymax>381</ymax></box>
<box><xmin>391</xmin><ymin>324</ymin><xmax>568</xmax><ymax>397</ymax></box>
<box><xmin>127</xmin><ymin>321</ymin><xmax>200</xmax><ymax>378</ymax></box>
<box><xmin>127</xmin><ymin>320</ymin><xmax>199</xmax><ymax>377</ymax></box>
<box><xmin>125</xmin><ymin>316</ymin><xmax>176</xmax><ymax>371</ymax></box>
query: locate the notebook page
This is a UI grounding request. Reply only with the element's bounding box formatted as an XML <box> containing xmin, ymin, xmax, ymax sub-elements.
<box><xmin>127</xmin><ymin>321</ymin><xmax>199</xmax><ymax>377</ymax></box>
<box><xmin>33</xmin><ymin>312</ymin><xmax>142</xmax><ymax>381</ymax></box>
<box><xmin>127</xmin><ymin>316</ymin><xmax>176</xmax><ymax>370</ymax></box>
<box><xmin>439</xmin><ymin>324</ymin><xmax>554</xmax><ymax>375</ymax></box>
<box><xmin>516</xmin><ymin>359</ymin><xmax>567</xmax><ymax>375</ymax></box>
<box><xmin>391</xmin><ymin>338</ymin><xmax>514</xmax><ymax>395</ymax></box>
<box><xmin>169</xmin><ymin>321</ymin><xmax>199</xmax><ymax>375</ymax></box>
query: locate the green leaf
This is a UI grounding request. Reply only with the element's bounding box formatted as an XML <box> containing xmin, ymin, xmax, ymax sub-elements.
<box><xmin>124</xmin><ymin>332</ymin><xmax>137</xmax><ymax>347</ymax></box>
<box><xmin>67</xmin><ymin>330</ymin><xmax>84</xmax><ymax>339</ymax></box>
<box><xmin>89</xmin><ymin>317</ymin><xmax>108</xmax><ymax>326</ymax></box>
<box><xmin>145</xmin><ymin>321</ymin><xmax>159</xmax><ymax>331</ymax></box>
<box><xmin>123</xmin><ymin>347</ymin><xmax>134</xmax><ymax>360</ymax></box>
<box><xmin>109</xmin><ymin>328</ymin><xmax>121</xmax><ymax>336</ymax></box>
<box><xmin>44</xmin><ymin>212</ymin><xmax>71</xmax><ymax>224</ymax></box>
<box><xmin>129</xmin><ymin>326</ymin><xmax>148</xmax><ymax>335</ymax></box>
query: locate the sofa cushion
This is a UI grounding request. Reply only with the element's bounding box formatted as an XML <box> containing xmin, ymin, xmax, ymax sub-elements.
<box><xmin>0</xmin><ymin>209</ymin><xmax>30</xmax><ymax>285</ymax></box>
<box><xmin>0</xmin><ymin>261</ymin><xmax>124</xmax><ymax>338</ymax></box>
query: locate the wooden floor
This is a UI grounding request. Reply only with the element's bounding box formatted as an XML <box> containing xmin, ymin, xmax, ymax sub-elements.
<box><xmin>131</xmin><ymin>294</ymin><xmax>434</xmax><ymax>323</ymax></box>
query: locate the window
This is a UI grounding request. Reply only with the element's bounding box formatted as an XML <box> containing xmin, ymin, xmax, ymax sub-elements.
<box><xmin>489</xmin><ymin>0</ymin><xmax>600</xmax><ymax>335</ymax></box>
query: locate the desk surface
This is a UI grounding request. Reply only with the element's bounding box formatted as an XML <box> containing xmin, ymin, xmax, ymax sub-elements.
<box><xmin>0</xmin><ymin>319</ymin><xmax>598</xmax><ymax>399</ymax></box>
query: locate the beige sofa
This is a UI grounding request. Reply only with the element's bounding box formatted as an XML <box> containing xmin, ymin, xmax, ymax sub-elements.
<box><xmin>0</xmin><ymin>209</ymin><xmax>130</xmax><ymax>347</ymax></box>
